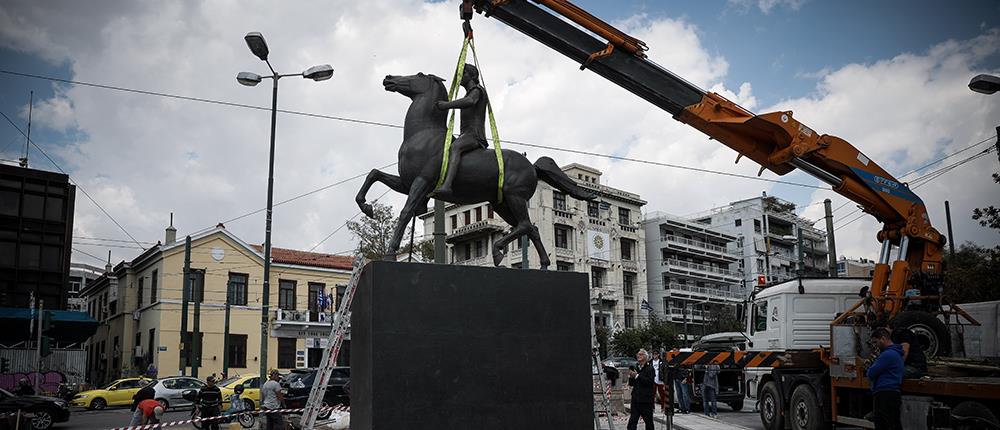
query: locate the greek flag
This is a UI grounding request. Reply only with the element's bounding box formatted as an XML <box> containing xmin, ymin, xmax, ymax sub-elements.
<box><xmin>317</xmin><ymin>291</ymin><xmax>330</xmax><ymax>311</ymax></box>
<box><xmin>640</xmin><ymin>299</ymin><xmax>655</xmax><ymax>313</ymax></box>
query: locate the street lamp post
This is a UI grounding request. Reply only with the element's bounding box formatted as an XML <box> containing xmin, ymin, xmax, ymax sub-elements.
<box><xmin>238</xmin><ymin>32</ymin><xmax>333</xmax><ymax>379</ymax></box>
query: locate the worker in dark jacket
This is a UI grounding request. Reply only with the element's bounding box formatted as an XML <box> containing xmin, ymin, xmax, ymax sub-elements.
<box><xmin>867</xmin><ymin>328</ymin><xmax>904</xmax><ymax>430</ymax></box>
<box><xmin>627</xmin><ymin>349</ymin><xmax>656</xmax><ymax>430</ymax></box>
<box><xmin>889</xmin><ymin>324</ymin><xmax>927</xmax><ymax>378</ymax></box>
<box><xmin>197</xmin><ymin>376</ymin><xmax>223</xmax><ymax>430</ymax></box>
<box><xmin>128</xmin><ymin>380</ymin><xmax>156</xmax><ymax>427</ymax></box>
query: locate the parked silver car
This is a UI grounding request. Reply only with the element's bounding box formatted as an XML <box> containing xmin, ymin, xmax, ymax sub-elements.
<box><xmin>152</xmin><ymin>377</ymin><xmax>206</xmax><ymax>408</ymax></box>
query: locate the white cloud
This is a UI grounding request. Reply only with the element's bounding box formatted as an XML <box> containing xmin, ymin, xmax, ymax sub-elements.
<box><xmin>727</xmin><ymin>0</ymin><xmax>808</xmax><ymax>15</ymax></box>
<box><xmin>0</xmin><ymin>0</ymin><xmax>996</xmax><ymax>271</ymax></box>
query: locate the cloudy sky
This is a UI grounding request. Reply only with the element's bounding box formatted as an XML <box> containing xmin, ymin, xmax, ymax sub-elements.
<box><xmin>0</xmin><ymin>0</ymin><xmax>997</xmax><ymax>267</ymax></box>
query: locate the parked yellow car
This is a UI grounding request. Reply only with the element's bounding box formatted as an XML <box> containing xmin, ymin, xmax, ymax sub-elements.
<box><xmin>219</xmin><ymin>374</ymin><xmax>261</xmax><ymax>410</ymax></box>
<box><xmin>70</xmin><ymin>378</ymin><xmax>152</xmax><ymax>410</ymax></box>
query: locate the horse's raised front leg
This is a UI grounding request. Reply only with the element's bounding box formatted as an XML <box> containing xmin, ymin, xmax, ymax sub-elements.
<box><xmin>355</xmin><ymin>169</ymin><xmax>406</xmax><ymax>218</ymax></box>
<box><xmin>490</xmin><ymin>199</ymin><xmax>535</xmax><ymax>268</ymax></box>
<box><xmin>385</xmin><ymin>176</ymin><xmax>434</xmax><ymax>260</ymax></box>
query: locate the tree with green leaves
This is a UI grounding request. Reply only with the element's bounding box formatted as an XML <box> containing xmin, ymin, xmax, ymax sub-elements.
<box><xmin>608</xmin><ymin>315</ymin><xmax>678</xmax><ymax>356</ymax></box>
<box><xmin>703</xmin><ymin>304</ymin><xmax>744</xmax><ymax>335</ymax></box>
<box><xmin>944</xmin><ymin>242</ymin><xmax>1000</xmax><ymax>303</ymax></box>
<box><xmin>971</xmin><ymin>172</ymin><xmax>1000</xmax><ymax>230</ymax></box>
<box><xmin>347</xmin><ymin>202</ymin><xmax>411</xmax><ymax>260</ymax></box>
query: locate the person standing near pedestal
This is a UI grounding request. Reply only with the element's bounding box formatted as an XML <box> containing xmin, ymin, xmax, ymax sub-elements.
<box><xmin>627</xmin><ymin>349</ymin><xmax>656</xmax><ymax>430</ymax></box>
<box><xmin>261</xmin><ymin>369</ymin><xmax>285</xmax><ymax>430</ymax></box>
<box><xmin>651</xmin><ymin>350</ymin><xmax>668</xmax><ymax>414</ymax></box>
<box><xmin>671</xmin><ymin>360</ymin><xmax>691</xmax><ymax>414</ymax></box>
<box><xmin>702</xmin><ymin>363</ymin><xmax>720</xmax><ymax>418</ymax></box>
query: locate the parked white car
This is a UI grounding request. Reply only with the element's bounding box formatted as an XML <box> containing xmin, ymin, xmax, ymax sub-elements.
<box><xmin>152</xmin><ymin>377</ymin><xmax>206</xmax><ymax>408</ymax></box>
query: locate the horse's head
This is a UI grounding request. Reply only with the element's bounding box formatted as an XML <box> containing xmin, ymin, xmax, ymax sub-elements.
<box><xmin>383</xmin><ymin>72</ymin><xmax>445</xmax><ymax>99</ymax></box>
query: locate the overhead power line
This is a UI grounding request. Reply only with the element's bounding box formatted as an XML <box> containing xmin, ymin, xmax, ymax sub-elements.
<box><xmin>0</xmin><ymin>69</ymin><xmax>824</xmax><ymax>189</ymax></box>
<box><xmin>0</xmin><ymin>109</ymin><xmax>146</xmax><ymax>250</ymax></box>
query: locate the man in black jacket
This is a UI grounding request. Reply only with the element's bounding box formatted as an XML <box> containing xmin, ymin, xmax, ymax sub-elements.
<box><xmin>128</xmin><ymin>380</ymin><xmax>156</xmax><ymax>427</ymax></box>
<box><xmin>627</xmin><ymin>349</ymin><xmax>656</xmax><ymax>430</ymax></box>
<box><xmin>197</xmin><ymin>376</ymin><xmax>223</xmax><ymax>430</ymax></box>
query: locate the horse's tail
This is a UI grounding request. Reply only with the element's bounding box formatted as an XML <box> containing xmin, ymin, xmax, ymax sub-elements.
<box><xmin>533</xmin><ymin>156</ymin><xmax>597</xmax><ymax>201</ymax></box>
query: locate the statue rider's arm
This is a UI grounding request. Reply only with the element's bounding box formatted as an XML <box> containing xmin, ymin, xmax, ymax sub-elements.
<box><xmin>436</xmin><ymin>87</ymin><xmax>481</xmax><ymax>110</ymax></box>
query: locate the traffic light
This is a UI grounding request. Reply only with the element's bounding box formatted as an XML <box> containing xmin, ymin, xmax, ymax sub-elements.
<box><xmin>40</xmin><ymin>336</ymin><xmax>54</xmax><ymax>358</ymax></box>
<box><xmin>1</xmin><ymin>357</ymin><xmax>9</xmax><ymax>373</ymax></box>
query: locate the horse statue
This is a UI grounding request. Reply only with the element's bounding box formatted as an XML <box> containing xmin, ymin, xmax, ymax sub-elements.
<box><xmin>354</xmin><ymin>71</ymin><xmax>595</xmax><ymax>269</ymax></box>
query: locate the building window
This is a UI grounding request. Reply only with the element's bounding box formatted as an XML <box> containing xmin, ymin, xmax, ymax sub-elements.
<box><xmin>183</xmin><ymin>331</ymin><xmax>204</xmax><ymax>367</ymax></box>
<box><xmin>278</xmin><ymin>280</ymin><xmax>296</xmax><ymax>310</ymax></box>
<box><xmin>618</xmin><ymin>208</ymin><xmax>631</xmax><ymax>225</ymax></box>
<box><xmin>591</xmin><ymin>267</ymin><xmax>606</xmax><ymax>288</ymax></box>
<box><xmin>662</xmin><ymin>275</ymin><xmax>671</xmax><ymax>290</ymax></box>
<box><xmin>554</xmin><ymin>225</ymin><xmax>570</xmax><ymax>249</ymax></box>
<box><xmin>475</xmin><ymin>207</ymin><xmax>482</xmax><ymax>222</ymax></box>
<box><xmin>450</xmin><ymin>215</ymin><xmax>457</xmax><ymax>230</ymax></box>
<box><xmin>735</xmin><ymin>219</ymin><xmax>742</xmax><ymax>227</ymax></box>
<box><xmin>623</xmin><ymin>272</ymin><xmax>635</xmax><ymax>297</ymax></box>
<box><xmin>336</xmin><ymin>284</ymin><xmax>346</xmax><ymax>311</ymax></box>
<box><xmin>229</xmin><ymin>273</ymin><xmax>248</xmax><ymax>306</ymax></box>
<box><xmin>228</xmin><ymin>334</ymin><xmax>248</xmax><ymax>368</ymax></box>
<box><xmin>474</xmin><ymin>240</ymin><xmax>485</xmax><ymax>258</ymax></box>
<box><xmin>754</xmin><ymin>219</ymin><xmax>762</xmax><ymax>233</ymax></box>
<box><xmin>464</xmin><ymin>210</ymin><xmax>471</xmax><ymax>225</ymax></box>
<box><xmin>137</xmin><ymin>278</ymin><xmax>144</xmax><ymax>307</ymax></box>
<box><xmin>150</xmin><ymin>270</ymin><xmax>158</xmax><ymax>304</ymax></box>
<box><xmin>587</xmin><ymin>201</ymin><xmax>600</xmax><ymax>218</ymax></box>
<box><xmin>487</xmin><ymin>205</ymin><xmax>494</xmax><ymax>219</ymax></box>
<box><xmin>277</xmin><ymin>338</ymin><xmax>297</xmax><ymax>369</ymax></box>
<box><xmin>556</xmin><ymin>261</ymin><xmax>573</xmax><ymax>271</ymax></box>
<box><xmin>620</xmin><ymin>238</ymin><xmax>634</xmax><ymax>261</ymax></box>
<box><xmin>553</xmin><ymin>191</ymin><xmax>567</xmax><ymax>210</ymax></box>
<box><xmin>147</xmin><ymin>328</ymin><xmax>155</xmax><ymax>364</ymax></box>
<box><xmin>624</xmin><ymin>309</ymin><xmax>634</xmax><ymax>329</ymax></box>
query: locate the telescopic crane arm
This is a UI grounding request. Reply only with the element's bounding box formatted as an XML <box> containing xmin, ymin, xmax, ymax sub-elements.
<box><xmin>467</xmin><ymin>0</ymin><xmax>947</xmax><ymax>318</ymax></box>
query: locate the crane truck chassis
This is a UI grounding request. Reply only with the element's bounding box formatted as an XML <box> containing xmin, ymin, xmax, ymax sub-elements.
<box><xmin>460</xmin><ymin>0</ymin><xmax>1000</xmax><ymax>428</ymax></box>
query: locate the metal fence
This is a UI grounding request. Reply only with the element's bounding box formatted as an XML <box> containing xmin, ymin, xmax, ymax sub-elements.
<box><xmin>0</xmin><ymin>347</ymin><xmax>87</xmax><ymax>393</ymax></box>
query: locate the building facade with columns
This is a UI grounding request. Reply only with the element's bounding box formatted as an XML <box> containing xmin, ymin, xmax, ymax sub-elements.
<box><xmin>420</xmin><ymin>163</ymin><xmax>648</xmax><ymax>331</ymax></box>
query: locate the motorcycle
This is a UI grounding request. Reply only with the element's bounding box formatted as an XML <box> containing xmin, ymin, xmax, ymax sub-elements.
<box><xmin>182</xmin><ymin>385</ymin><xmax>256</xmax><ymax>429</ymax></box>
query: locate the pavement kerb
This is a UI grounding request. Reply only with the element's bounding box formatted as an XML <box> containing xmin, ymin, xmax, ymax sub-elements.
<box><xmin>623</xmin><ymin>404</ymin><xmax>754</xmax><ymax>430</ymax></box>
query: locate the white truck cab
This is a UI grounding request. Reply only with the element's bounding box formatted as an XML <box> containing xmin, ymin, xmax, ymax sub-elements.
<box><xmin>743</xmin><ymin>278</ymin><xmax>869</xmax><ymax>401</ymax></box>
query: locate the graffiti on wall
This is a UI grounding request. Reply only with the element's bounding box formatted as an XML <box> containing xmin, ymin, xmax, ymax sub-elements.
<box><xmin>0</xmin><ymin>371</ymin><xmax>66</xmax><ymax>394</ymax></box>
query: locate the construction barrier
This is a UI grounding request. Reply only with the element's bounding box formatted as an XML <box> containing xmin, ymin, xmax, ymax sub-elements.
<box><xmin>105</xmin><ymin>405</ymin><xmax>350</xmax><ymax>430</ymax></box>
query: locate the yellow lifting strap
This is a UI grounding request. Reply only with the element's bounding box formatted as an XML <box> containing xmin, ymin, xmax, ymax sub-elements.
<box><xmin>434</xmin><ymin>36</ymin><xmax>505</xmax><ymax>204</ymax></box>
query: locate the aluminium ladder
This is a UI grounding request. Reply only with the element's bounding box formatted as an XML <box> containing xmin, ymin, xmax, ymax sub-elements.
<box><xmin>592</xmin><ymin>316</ymin><xmax>616</xmax><ymax>430</ymax></box>
<box><xmin>300</xmin><ymin>256</ymin><xmax>367</xmax><ymax>430</ymax></box>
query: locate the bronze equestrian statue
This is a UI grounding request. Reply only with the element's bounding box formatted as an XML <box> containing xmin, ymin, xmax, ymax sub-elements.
<box><xmin>355</xmin><ymin>70</ymin><xmax>595</xmax><ymax>269</ymax></box>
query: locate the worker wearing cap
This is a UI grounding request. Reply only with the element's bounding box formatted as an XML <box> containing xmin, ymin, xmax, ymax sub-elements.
<box><xmin>197</xmin><ymin>375</ymin><xmax>223</xmax><ymax>430</ymax></box>
<box><xmin>261</xmin><ymin>369</ymin><xmax>285</xmax><ymax>430</ymax></box>
<box><xmin>136</xmin><ymin>398</ymin><xmax>166</xmax><ymax>425</ymax></box>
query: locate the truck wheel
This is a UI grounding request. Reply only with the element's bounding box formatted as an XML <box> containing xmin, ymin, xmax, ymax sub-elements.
<box><xmin>759</xmin><ymin>381</ymin><xmax>783</xmax><ymax>430</ymax></box>
<box><xmin>891</xmin><ymin>310</ymin><xmax>951</xmax><ymax>357</ymax></box>
<box><xmin>789</xmin><ymin>385</ymin><xmax>829</xmax><ymax>430</ymax></box>
<box><xmin>951</xmin><ymin>401</ymin><xmax>1000</xmax><ymax>430</ymax></box>
<box><xmin>728</xmin><ymin>398</ymin><xmax>745</xmax><ymax>411</ymax></box>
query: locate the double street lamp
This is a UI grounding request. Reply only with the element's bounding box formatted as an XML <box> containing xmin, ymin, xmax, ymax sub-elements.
<box><xmin>237</xmin><ymin>32</ymin><xmax>333</xmax><ymax>379</ymax></box>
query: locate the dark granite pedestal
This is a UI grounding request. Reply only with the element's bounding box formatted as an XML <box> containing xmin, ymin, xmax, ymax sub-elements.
<box><xmin>350</xmin><ymin>261</ymin><xmax>593</xmax><ymax>429</ymax></box>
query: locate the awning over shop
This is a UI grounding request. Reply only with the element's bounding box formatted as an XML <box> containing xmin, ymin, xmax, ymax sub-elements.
<box><xmin>0</xmin><ymin>307</ymin><xmax>99</xmax><ymax>344</ymax></box>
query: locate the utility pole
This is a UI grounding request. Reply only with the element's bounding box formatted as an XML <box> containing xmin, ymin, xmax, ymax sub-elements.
<box><xmin>762</xmin><ymin>213</ymin><xmax>771</xmax><ymax>283</ymax></box>
<box><xmin>434</xmin><ymin>200</ymin><xmax>446</xmax><ymax>263</ymax></box>
<box><xmin>796</xmin><ymin>224</ymin><xmax>804</xmax><ymax>276</ymax></box>
<box><xmin>34</xmin><ymin>299</ymin><xmax>43</xmax><ymax>392</ymax></box>
<box><xmin>222</xmin><ymin>280</ymin><xmax>232</xmax><ymax>377</ymax></box>
<box><xmin>192</xmin><ymin>269</ymin><xmax>201</xmax><ymax>378</ymax></box>
<box><xmin>682</xmin><ymin>300</ymin><xmax>688</xmax><ymax>347</ymax></box>
<box><xmin>824</xmin><ymin>199</ymin><xmax>837</xmax><ymax>277</ymax></box>
<box><xmin>180</xmin><ymin>236</ymin><xmax>191</xmax><ymax>376</ymax></box>
<box><xmin>945</xmin><ymin>201</ymin><xmax>956</xmax><ymax>257</ymax></box>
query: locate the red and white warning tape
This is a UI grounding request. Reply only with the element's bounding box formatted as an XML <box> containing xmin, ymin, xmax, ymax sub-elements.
<box><xmin>106</xmin><ymin>405</ymin><xmax>350</xmax><ymax>430</ymax></box>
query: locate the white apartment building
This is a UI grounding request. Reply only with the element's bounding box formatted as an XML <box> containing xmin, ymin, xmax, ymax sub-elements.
<box><xmin>642</xmin><ymin>212</ymin><xmax>744</xmax><ymax>337</ymax></box>
<box><xmin>686</xmin><ymin>193</ymin><xmax>831</xmax><ymax>286</ymax></box>
<box><xmin>419</xmin><ymin>163</ymin><xmax>647</xmax><ymax>331</ymax></box>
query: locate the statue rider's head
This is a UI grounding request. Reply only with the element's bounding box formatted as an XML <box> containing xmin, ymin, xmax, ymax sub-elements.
<box><xmin>461</xmin><ymin>64</ymin><xmax>479</xmax><ymax>86</ymax></box>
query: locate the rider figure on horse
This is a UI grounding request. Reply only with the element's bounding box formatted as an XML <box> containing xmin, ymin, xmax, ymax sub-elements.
<box><xmin>434</xmin><ymin>63</ymin><xmax>488</xmax><ymax>197</ymax></box>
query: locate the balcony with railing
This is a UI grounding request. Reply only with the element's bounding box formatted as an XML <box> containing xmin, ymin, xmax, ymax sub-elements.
<box><xmin>274</xmin><ymin>308</ymin><xmax>333</xmax><ymax>325</ymax></box>
<box><xmin>661</xmin><ymin>259</ymin><xmax>741</xmax><ymax>281</ymax></box>
<box><xmin>446</xmin><ymin>218</ymin><xmax>507</xmax><ymax>243</ymax></box>
<box><xmin>665</xmin><ymin>282</ymin><xmax>743</xmax><ymax>300</ymax></box>
<box><xmin>660</xmin><ymin>235</ymin><xmax>739</xmax><ymax>260</ymax></box>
